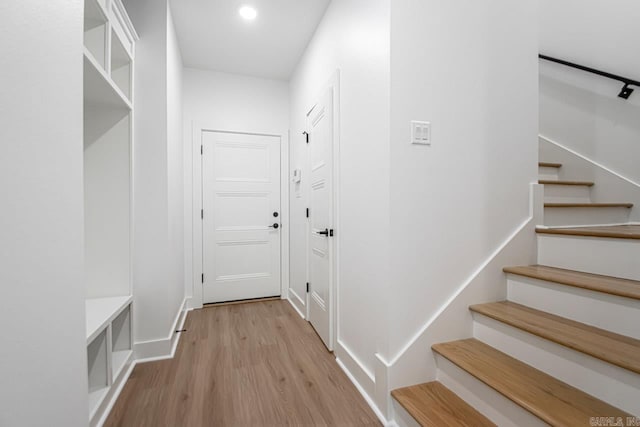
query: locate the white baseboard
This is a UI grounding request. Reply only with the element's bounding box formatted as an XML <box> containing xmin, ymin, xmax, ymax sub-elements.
<box><xmin>335</xmin><ymin>355</ymin><xmax>392</xmax><ymax>426</ymax></box>
<box><xmin>186</xmin><ymin>295</ymin><xmax>200</xmax><ymax>310</ymax></box>
<box><xmin>287</xmin><ymin>288</ymin><xmax>306</xmax><ymax>319</ymax></box>
<box><xmin>134</xmin><ymin>297</ymin><xmax>189</xmax><ymax>362</ymax></box>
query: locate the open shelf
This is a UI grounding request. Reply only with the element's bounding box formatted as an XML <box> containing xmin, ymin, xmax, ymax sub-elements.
<box><xmin>110</xmin><ymin>29</ymin><xmax>132</xmax><ymax>100</ymax></box>
<box><xmin>84</xmin><ymin>0</ymin><xmax>107</xmax><ymax>71</ymax></box>
<box><xmin>84</xmin><ymin>49</ymin><xmax>132</xmax><ymax>111</ymax></box>
<box><xmin>86</xmin><ymin>296</ymin><xmax>132</xmax><ymax>343</ymax></box>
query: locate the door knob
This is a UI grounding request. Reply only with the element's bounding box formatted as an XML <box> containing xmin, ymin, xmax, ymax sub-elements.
<box><xmin>316</xmin><ymin>228</ymin><xmax>329</xmax><ymax>236</ymax></box>
<box><xmin>273</xmin><ymin>211</ymin><xmax>279</xmax><ymax>218</ymax></box>
<box><xmin>269</xmin><ymin>223</ymin><xmax>280</xmax><ymax>229</ymax></box>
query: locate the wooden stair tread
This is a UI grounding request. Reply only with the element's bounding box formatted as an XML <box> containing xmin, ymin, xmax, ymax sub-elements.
<box><xmin>539</xmin><ymin>162</ymin><xmax>562</xmax><ymax>168</ymax></box>
<box><xmin>537</xmin><ymin>225</ymin><xmax>640</xmax><ymax>240</ymax></box>
<box><xmin>539</xmin><ymin>180</ymin><xmax>594</xmax><ymax>186</ymax></box>
<box><xmin>503</xmin><ymin>265</ymin><xmax>640</xmax><ymax>300</ymax></box>
<box><xmin>391</xmin><ymin>381</ymin><xmax>496</xmax><ymax>427</ymax></box>
<box><xmin>432</xmin><ymin>339</ymin><xmax>631</xmax><ymax>426</ymax></box>
<box><xmin>544</xmin><ymin>202</ymin><xmax>633</xmax><ymax>208</ymax></box>
<box><xmin>469</xmin><ymin>301</ymin><xmax>640</xmax><ymax>374</ymax></box>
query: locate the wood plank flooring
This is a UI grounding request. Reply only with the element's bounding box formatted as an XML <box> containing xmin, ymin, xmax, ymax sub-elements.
<box><xmin>105</xmin><ymin>300</ymin><xmax>381</xmax><ymax>427</ymax></box>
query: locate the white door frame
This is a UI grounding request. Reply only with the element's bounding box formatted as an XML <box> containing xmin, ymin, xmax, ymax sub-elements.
<box><xmin>303</xmin><ymin>70</ymin><xmax>340</xmax><ymax>350</ymax></box>
<box><xmin>190</xmin><ymin>123</ymin><xmax>290</xmax><ymax>309</ymax></box>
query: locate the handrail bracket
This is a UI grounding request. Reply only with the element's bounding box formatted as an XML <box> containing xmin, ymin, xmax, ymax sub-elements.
<box><xmin>619</xmin><ymin>83</ymin><xmax>634</xmax><ymax>100</ymax></box>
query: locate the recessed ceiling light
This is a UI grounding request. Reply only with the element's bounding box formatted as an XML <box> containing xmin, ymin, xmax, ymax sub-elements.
<box><xmin>239</xmin><ymin>6</ymin><xmax>257</xmax><ymax>21</ymax></box>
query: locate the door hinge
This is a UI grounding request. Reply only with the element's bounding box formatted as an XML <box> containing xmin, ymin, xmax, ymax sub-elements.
<box><xmin>201</xmin><ymin>209</ymin><xmax>203</xmax><ymax>219</ymax></box>
<box><xmin>306</xmin><ymin>208</ymin><xmax>309</xmax><ymax>218</ymax></box>
<box><xmin>329</xmin><ymin>229</ymin><xmax>334</xmax><ymax>237</ymax></box>
<box><xmin>201</xmin><ymin>273</ymin><xmax>204</xmax><ymax>283</ymax></box>
<box><xmin>303</xmin><ymin>131</ymin><xmax>309</xmax><ymax>144</ymax></box>
<box><xmin>306</xmin><ymin>282</ymin><xmax>310</xmax><ymax>293</ymax></box>
<box><xmin>201</xmin><ymin>145</ymin><xmax>203</xmax><ymax>155</ymax></box>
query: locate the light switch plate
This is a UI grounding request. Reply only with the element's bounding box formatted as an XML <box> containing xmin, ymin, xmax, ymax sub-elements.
<box><xmin>411</xmin><ymin>121</ymin><xmax>431</xmax><ymax>145</ymax></box>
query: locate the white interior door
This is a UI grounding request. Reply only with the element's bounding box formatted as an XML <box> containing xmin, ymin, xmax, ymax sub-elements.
<box><xmin>202</xmin><ymin>131</ymin><xmax>281</xmax><ymax>304</ymax></box>
<box><xmin>308</xmin><ymin>88</ymin><xmax>334</xmax><ymax>350</ymax></box>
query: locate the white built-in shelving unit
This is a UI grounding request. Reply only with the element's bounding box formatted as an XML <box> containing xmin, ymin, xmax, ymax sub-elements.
<box><xmin>82</xmin><ymin>0</ymin><xmax>137</xmax><ymax>424</ymax></box>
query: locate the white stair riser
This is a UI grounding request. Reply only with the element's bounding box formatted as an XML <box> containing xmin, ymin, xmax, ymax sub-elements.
<box><xmin>538</xmin><ymin>234</ymin><xmax>640</xmax><ymax>280</ymax></box>
<box><xmin>435</xmin><ymin>355</ymin><xmax>547</xmax><ymax>427</ymax></box>
<box><xmin>507</xmin><ymin>275</ymin><xmax>640</xmax><ymax>339</ymax></box>
<box><xmin>473</xmin><ymin>315</ymin><xmax>640</xmax><ymax>415</ymax></box>
<box><xmin>543</xmin><ymin>206</ymin><xmax>631</xmax><ymax>226</ymax></box>
<box><xmin>543</xmin><ymin>184</ymin><xmax>591</xmax><ymax>203</ymax></box>
<box><xmin>539</xmin><ymin>166</ymin><xmax>559</xmax><ymax>181</ymax></box>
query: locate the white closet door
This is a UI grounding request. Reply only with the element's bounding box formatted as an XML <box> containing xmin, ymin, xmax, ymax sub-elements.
<box><xmin>307</xmin><ymin>88</ymin><xmax>334</xmax><ymax>350</ymax></box>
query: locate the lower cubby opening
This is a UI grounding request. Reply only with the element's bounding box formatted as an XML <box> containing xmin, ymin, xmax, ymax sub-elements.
<box><xmin>87</xmin><ymin>329</ymin><xmax>109</xmax><ymax>417</ymax></box>
<box><xmin>111</xmin><ymin>305</ymin><xmax>132</xmax><ymax>378</ymax></box>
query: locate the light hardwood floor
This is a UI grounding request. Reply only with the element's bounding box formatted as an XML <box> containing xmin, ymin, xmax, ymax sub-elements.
<box><xmin>105</xmin><ymin>300</ymin><xmax>381</xmax><ymax>426</ymax></box>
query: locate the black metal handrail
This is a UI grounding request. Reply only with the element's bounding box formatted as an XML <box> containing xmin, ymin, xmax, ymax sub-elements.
<box><xmin>539</xmin><ymin>54</ymin><xmax>640</xmax><ymax>99</ymax></box>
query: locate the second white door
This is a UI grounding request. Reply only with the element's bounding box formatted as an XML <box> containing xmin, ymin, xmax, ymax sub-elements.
<box><xmin>202</xmin><ymin>131</ymin><xmax>281</xmax><ymax>304</ymax></box>
<box><xmin>307</xmin><ymin>87</ymin><xmax>334</xmax><ymax>350</ymax></box>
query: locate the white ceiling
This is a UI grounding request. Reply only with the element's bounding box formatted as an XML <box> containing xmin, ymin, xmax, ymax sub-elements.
<box><xmin>169</xmin><ymin>0</ymin><xmax>331</xmax><ymax>81</ymax></box>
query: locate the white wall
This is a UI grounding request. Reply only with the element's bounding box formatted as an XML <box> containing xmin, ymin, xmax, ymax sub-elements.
<box><xmin>0</xmin><ymin>1</ymin><xmax>88</xmax><ymax>425</ymax></box>
<box><xmin>539</xmin><ymin>0</ymin><xmax>640</xmax><ymax>182</ymax></box>
<box><xmin>182</xmin><ymin>68</ymin><xmax>289</xmax><ymax>303</ymax></box>
<box><xmin>387</xmin><ymin>0</ymin><xmax>538</xmax><ymax>362</ymax></box>
<box><xmin>167</xmin><ymin>3</ymin><xmax>185</xmax><ymax>327</ymax></box>
<box><xmin>124</xmin><ymin>0</ymin><xmax>185</xmax><ymax>350</ymax></box>
<box><xmin>288</xmin><ymin>0</ymin><xmax>391</xmax><ymax>389</ymax></box>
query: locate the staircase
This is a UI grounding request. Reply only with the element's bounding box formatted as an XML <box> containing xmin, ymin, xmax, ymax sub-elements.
<box><xmin>392</xmin><ymin>160</ymin><xmax>640</xmax><ymax>426</ymax></box>
<box><xmin>539</xmin><ymin>161</ymin><xmax>633</xmax><ymax>226</ymax></box>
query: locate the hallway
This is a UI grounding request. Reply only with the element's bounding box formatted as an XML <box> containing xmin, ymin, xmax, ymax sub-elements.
<box><xmin>105</xmin><ymin>300</ymin><xmax>381</xmax><ymax>426</ymax></box>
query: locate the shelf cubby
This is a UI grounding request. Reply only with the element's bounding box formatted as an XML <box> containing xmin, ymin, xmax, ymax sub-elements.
<box><xmin>111</xmin><ymin>305</ymin><xmax>132</xmax><ymax>378</ymax></box>
<box><xmin>83</xmin><ymin>0</ymin><xmax>108</xmax><ymax>71</ymax></box>
<box><xmin>87</xmin><ymin>329</ymin><xmax>109</xmax><ymax>418</ymax></box>
<box><xmin>84</xmin><ymin>50</ymin><xmax>131</xmax><ymax>111</ymax></box>
<box><xmin>110</xmin><ymin>29</ymin><xmax>132</xmax><ymax>101</ymax></box>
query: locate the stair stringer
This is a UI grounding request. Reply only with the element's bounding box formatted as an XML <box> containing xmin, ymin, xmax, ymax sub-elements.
<box><xmin>382</xmin><ymin>183</ymin><xmax>542</xmax><ymax>423</ymax></box>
